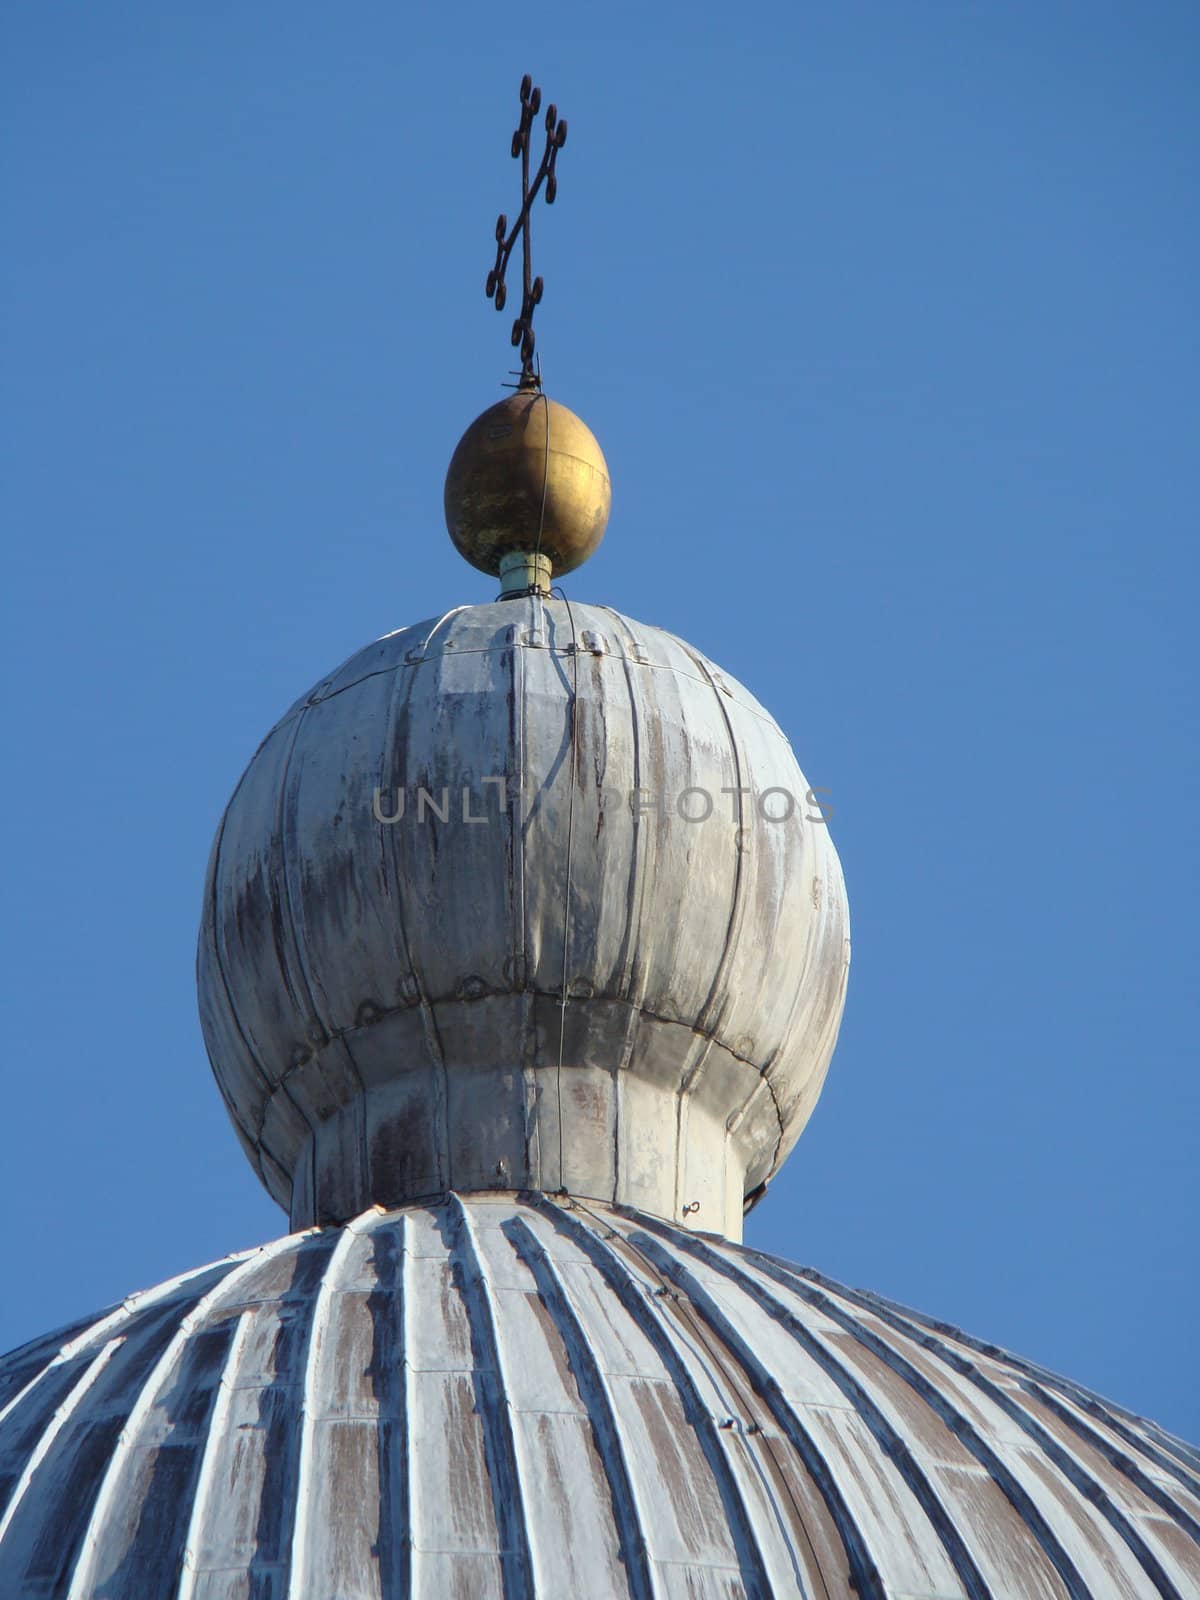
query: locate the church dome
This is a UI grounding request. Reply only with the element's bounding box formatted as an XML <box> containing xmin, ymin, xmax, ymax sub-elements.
<box><xmin>197</xmin><ymin>597</ymin><xmax>849</xmax><ymax>1239</ymax></box>
<box><xmin>9</xmin><ymin>66</ymin><xmax>1195</xmax><ymax>1600</ymax></box>
<box><xmin>1</xmin><ymin>1195</ymin><xmax>1196</xmax><ymax>1599</ymax></box>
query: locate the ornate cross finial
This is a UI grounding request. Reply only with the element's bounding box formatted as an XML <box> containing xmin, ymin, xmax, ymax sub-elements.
<box><xmin>485</xmin><ymin>74</ymin><xmax>567</xmax><ymax>388</ymax></box>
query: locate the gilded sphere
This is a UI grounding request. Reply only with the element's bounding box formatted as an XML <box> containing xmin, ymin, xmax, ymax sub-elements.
<box><xmin>444</xmin><ymin>391</ymin><xmax>611</xmax><ymax>577</ymax></box>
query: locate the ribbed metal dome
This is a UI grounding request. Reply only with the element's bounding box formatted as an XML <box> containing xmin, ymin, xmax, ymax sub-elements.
<box><xmin>1</xmin><ymin>1195</ymin><xmax>1196</xmax><ymax>1599</ymax></box>
<box><xmin>198</xmin><ymin>598</ymin><xmax>849</xmax><ymax>1239</ymax></box>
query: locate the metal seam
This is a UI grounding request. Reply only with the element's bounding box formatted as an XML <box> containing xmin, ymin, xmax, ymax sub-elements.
<box><xmin>209</xmin><ymin>712</ymin><xmax>322</xmax><ymax>1205</ymax></box>
<box><xmin>503</xmin><ymin>1211</ymin><xmax>655</xmax><ymax>1600</ymax></box>
<box><xmin>533</xmin><ymin>387</ymin><xmax>551</xmax><ymax>567</ymax></box>
<box><xmin>596</xmin><ymin>604</ymin><xmax>650</xmax><ymax>1205</ymax></box>
<box><xmin>278</xmin><ymin>701</ymin><xmax>371</xmax><ymax>1206</ymax></box>
<box><xmin>396</xmin><ymin>1211</ymin><xmax>415</xmax><ymax>1593</ymax></box>
<box><xmin>627</xmin><ymin>1218</ymin><xmax>993</xmax><ymax>1600</ymax></box>
<box><xmin>554</xmin><ymin>594</ymin><xmax>583</xmax><ymax>1192</ymax></box>
<box><xmin>284</xmin><ymin>645</ymin><xmax>791</xmax><ymax>737</ymax></box>
<box><xmin>675</xmin><ymin>641</ymin><xmax>749</xmax><ymax>1042</ymax></box>
<box><xmin>845</xmin><ymin>1279</ymin><xmax>1200</xmax><ymax>1501</ymax></box>
<box><xmin>254</xmin><ymin>1010</ymin><xmax>782</xmax><ymax>1215</ymax></box>
<box><xmin>208</xmin><ymin>923</ymin><xmax>299</xmax><ymax>1209</ymax></box>
<box><xmin>287</xmin><ymin>1221</ymin><xmax>366</xmax><ymax>1598</ymax></box>
<box><xmin>178</xmin><ymin>1235</ymin><xmax>322</xmax><ymax>1600</ymax></box>
<box><xmin>788</xmin><ymin>1269</ymin><xmax>1190</xmax><ymax>1595</ymax></box>
<box><xmin>205</xmin><ymin>792</ymin><xmax>299</xmax><ymax>1198</ymax></box>
<box><xmin>65</xmin><ymin>1234</ymin><xmax>301</xmax><ymax>1600</ymax></box>
<box><xmin>536</xmin><ymin>1198</ymin><xmax>777</xmax><ymax>1598</ymax></box>
<box><xmin>445</xmin><ymin>1195</ymin><xmax>536</xmax><ymax>1598</ymax></box>
<box><xmin>0</xmin><ymin>1342</ymin><xmax>122</xmax><ymax>1550</ymax></box>
<box><xmin>175</xmin><ymin>1311</ymin><xmax>256</xmax><ymax>1600</ymax></box>
<box><xmin>376</xmin><ymin>653</ymin><xmax>451</xmax><ymax>1200</ymax></box>
<box><xmin>674</xmin><ymin>640</ymin><xmax>751</xmax><ymax>1222</ymax></box>
<box><xmin>0</xmin><ymin>1259</ymin><xmax>239</xmax><ymax>1441</ymax></box>
<box><xmin>265</xmin><ymin>710</ymin><xmax>325</xmax><ymax>1214</ymax></box>
<box><xmin>513</xmin><ymin>604</ymin><xmax>535</xmax><ymax>1184</ymax></box>
<box><xmin>1018</xmin><ymin>1378</ymin><xmax>1200</xmax><ymax>1546</ymax></box>
<box><xmin>609</xmin><ymin>1226</ymin><xmax>839</xmax><ymax>1599</ymax></box>
<box><xmin>735</xmin><ymin>1249</ymin><xmax>1101</xmax><ymax>1600</ymax></box>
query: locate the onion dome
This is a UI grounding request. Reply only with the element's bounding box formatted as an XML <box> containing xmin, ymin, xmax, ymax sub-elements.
<box><xmin>197</xmin><ymin>598</ymin><xmax>849</xmax><ymax>1239</ymax></box>
<box><xmin>1</xmin><ymin>1196</ymin><xmax>1197</xmax><ymax>1599</ymax></box>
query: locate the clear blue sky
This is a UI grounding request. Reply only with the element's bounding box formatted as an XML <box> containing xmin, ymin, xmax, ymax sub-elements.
<box><xmin>2</xmin><ymin>5</ymin><xmax>1196</xmax><ymax>1440</ymax></box>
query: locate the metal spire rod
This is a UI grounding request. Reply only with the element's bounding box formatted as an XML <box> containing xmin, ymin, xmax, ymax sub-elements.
<box><xmin>485</xmin><ymin>73</ymin><xmax>567</xmax><ymax>388</ymax></box>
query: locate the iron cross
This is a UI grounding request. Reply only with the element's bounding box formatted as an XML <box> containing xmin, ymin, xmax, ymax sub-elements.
<box><xmin>486</xmin><ymin>74</ymin><xmax>567</xmax><ymax>388</ymax></box>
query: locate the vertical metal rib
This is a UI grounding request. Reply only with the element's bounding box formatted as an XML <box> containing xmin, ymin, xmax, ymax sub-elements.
<box><xmin>544</xmin><ymin>1203</ymin><xmax>832</xmax><ymax>1600</ymax></box>
<box><xmin>279</xmin><ymin>700</ymin><xmax>369</xmax><ymax>1186</ymax></box>
<box><xmin>537</xmin><ymin>1199</ymin><xmax>782</xmax><ymax>1600</ymax></box>
<box><xmin>553</xmin><ymin>596</ymin><xmax>584</xmax><ymax>1191</ymax></box>
<box><xmin>597</xmin><ymin>606</ymin><xmax>652</xmax><ymax>1139</ymax></box>
<box><xmin>732</xmin><ymin>1247</ymin><xmax>1106</xmax><ymax>1600</ymax></box>
<box><xmin>204</xmin><ymin>781</ymin><xmax>287</xmax><ymax>1174</ymax></box>
<box><xmin>674</xmin><ymin>644</ymin><xmax>754</xmax><ymax>1207</ymax></box>
<box><xmin>270</xmin><ymin>708</ymin><xmax>333</xmax><ymax>1118</ymax></box>
<box><xmin>445</xmin><ymin>1194</ymin><xmax>536</xmax><ymax>1599</ymax></box>
<box><xmin>511</xmin><ymin>609</ymin><xmax>533</xmax><ymax>1181</ymax></box>
<box><xmin>1130</xmin><ymin>1421</ymin><xmax>1200</xmax><ymax>1480</ymax></box>
<box><xmin>0</xmin><ymin>1258</ymin><xmax>228</xmax><ymax>1433</ymax></box>
<box><xmin>377</xmin><ymin>646</ymin><xmax>450</xmax><ymax>1190</ymax></box>
<box><xmin>847</xmin><ymin>1277</ymin><xmax>1200</xmax><ymax>1503</ymax></box>
<box><xmin>207</xmin><ymin>914</ymin><xmax>305</xmax><ymax>1209</ymax></box>
<box><xmin>1050</xmin><ymin>1396</ymin><xmax>1200</xmax><ymax>1493</ymax></box>
<box><xmin>286</xmin><ymin>1220</ymin><xmax>368</xmax><ymax>1599</ymax></box>
<box><xmin>789</xmin><ymin>1267</ymin><xmax>1192</xmax><ymax>1596</ymax></box>
<box><xmin>623</xmin><ymin>1218</ymin><xmax>993</xmax><ymax>1600</ymax></box>
<box><xmin>175</xmin><ymin>1310</ymin><xmax>256</xmax><ymax>1600</ymax></box>
<box><xmin>676</xmin><ymin>643</ymin><xmax>750</xmax><ymax>1043</ymax></box>
<box><xmin>66</xmin><ymin>1234</ymin><xmax>300</xmax><ymax>1600</ymax></box>
<box><xmin>0</xmin><ymin>1340</ymin><xmax>121</xmax><ymax>1549</ymax></box>
<box><xmin>564</xmin><ymin>1206</ymin><xmax>881</xmax><ymax>1600</ymax></box>
<box><xmin>1019</xmin><ymin>1377</ymin><xmax>1200</xmax><ymax>1545</ymax></box>
<box><xmin>388</xmin><ymin>1210</ymin><xmax>415</xmax><ymax>1596</ymax></box>
<box><xmin>419</xmin><ymin>605</ymin><xmax>471</xmax><ymax>655</ymax></box>
<box><xmin>503</xmin><ymin>1213</ymin><xmax>655</xmax><ymax>1600</ymax></box>
<box><xmin>210</xmin><ymin>725</ymin><xmax>320</xmax><ymax>1204</ymax></box>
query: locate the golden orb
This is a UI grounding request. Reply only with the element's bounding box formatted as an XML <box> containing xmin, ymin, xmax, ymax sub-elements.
<box><xmin>444</xmin><ymin>391</ymin><xmax>611</xmax><ymax>590</ymax></box>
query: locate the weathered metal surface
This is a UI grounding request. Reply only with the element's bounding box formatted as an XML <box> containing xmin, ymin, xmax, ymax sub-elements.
<box><xmin>499</xmin><ymin>549</ymin><xmax>554</xmax><ymax>597</ymax></box>
<box><xmin>1</xmin><ymin>1196</ymin><xmax>1196</xmax><ymax>1599</ymax></box>
<box><xmin>198</xmin><ymin>598</ymin><xmax>850</xmax><ymax>1237</ymax></box>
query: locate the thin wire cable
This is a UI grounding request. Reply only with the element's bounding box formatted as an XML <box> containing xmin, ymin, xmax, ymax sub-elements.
<box><xmin>522</xmin><ymin>379</ymin><xmax>560</xmax><ymax>1188</ymax></box>
<box><xmin>533</xmin><ymin>359</ymin><xmax>550</xmax><ymax>572</ymax></box>
<box><xmin>518</xmin><ymin>370</ymin><xmax>577</xmax><ymax>1191</ymax></box>
<box><xmin>552</xmin><ymin>584</ymin><xmax>581</xmax><ymax>1194</ymax></box>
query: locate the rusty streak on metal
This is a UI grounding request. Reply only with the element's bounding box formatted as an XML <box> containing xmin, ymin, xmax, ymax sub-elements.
<box><xmin>485</xmin><ymin>73</ymin><xmax>567</xmax><ymax>387</ymax></box>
